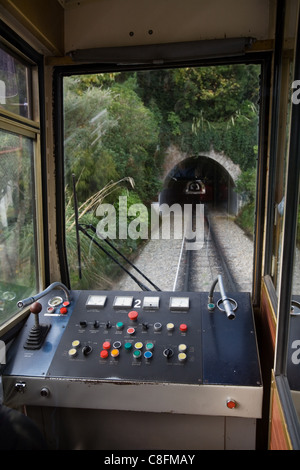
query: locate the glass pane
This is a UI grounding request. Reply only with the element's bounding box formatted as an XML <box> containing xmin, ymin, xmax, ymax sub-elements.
<box><xmin>0</xmin><ymin>44</ymin><xmax>32</xmax><ymax>119</ymax></box>
<box><xmin>0</xmin><ymin>129</ymin><xmax>37</xmax><ymax>325</ymax></box>
<box><xmin>271</xmin><ymin>60</ymin><xmax>294</xmax><ymax>293</ymax></box>
<box><xmin>289</xmin><ymin>188</ymin><xmax>300</xmax><ymax>420</ymax></box>
<box><xmin>269</xmin><ymin>0</ymin><xmax>299</xmax><ymax>293</ymax></box>
<box><xmin>64</xmin><ymin>65</ymin><xmax>260</xmax><ymax>294</ymax></box>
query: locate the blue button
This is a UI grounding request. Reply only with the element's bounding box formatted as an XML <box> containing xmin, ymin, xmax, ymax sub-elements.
<box><xmin>144</xmin><ymin>351</ymin><xmax>153</xmax><ymax>360</ymax></box>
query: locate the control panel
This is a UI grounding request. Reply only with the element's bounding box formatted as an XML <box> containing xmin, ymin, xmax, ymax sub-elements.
<box><xmin>2</xmin><ymin>289</ymin><xmax>262</xmax><ymax>419</ymax></box>
<box><xmin>48</xmin><ymin>290</ymin><xmax>203</xmax><ymax>385</ymax></box>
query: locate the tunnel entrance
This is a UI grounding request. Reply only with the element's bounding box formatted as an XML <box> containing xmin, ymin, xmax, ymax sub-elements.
<box><xmin>159</xmin><ymin>155</ymin><xmax>239</xmax><ymax>215</ymax></box>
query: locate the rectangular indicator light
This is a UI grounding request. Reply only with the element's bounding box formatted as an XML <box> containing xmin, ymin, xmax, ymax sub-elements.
<box><xmin>86</xmin><ymin>295</ymin><xmax>107</xmax><ymax>309</ymax></box>
<box><xmin>169</xmin><ymin>297</ymin><xmax>190</xmax><ymax>311</ymax></box>
<box><xmin>113</xmin><ymin>296</ymin><xmax>134</xmax><ymax>309</ymax></box>
<box><xmin>143</xmin><ymin>296</ymin><xmax>160</xmax><ymax>310</ymax></box>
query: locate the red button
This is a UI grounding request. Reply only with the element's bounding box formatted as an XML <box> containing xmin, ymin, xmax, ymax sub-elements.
<box><xmin>63</xmin><ymin>301</ymin><xmax>70</xmax><ymax>307</ymax></box>
<box><xmin>226</xmin><ymin>399</ymin><xmax>237</xmax><ymax>409</ymax></box>
<box><xmin>128</xmin><ymin>310</ymin><xmax>138</xmax><ymax>321</ymax></box>
<box><xmin>103</xmin><ymin>341</ymin><xmax>111</xmax><ymax>350</ymax></box>
<box><xmin>60</xmin><ymin>307</ymin><xmax>68</xmax><ymax>314</ymax></box>
<box><xmin>127</xmin><ymin>327</ymin><xmax>135</xmax><ymax>335</ymax></box>
<box><xmin>179</xmin><ymin>323</ymin><xmax>187</xmax><ymax>332</ymax></box>
<box><xmin>100</xmin><ymin>350</ymin><xmax>109</xmax><ymax>359</ymax></box>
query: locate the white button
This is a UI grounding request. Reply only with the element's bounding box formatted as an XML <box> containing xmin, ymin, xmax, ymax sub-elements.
<box><xmin>154</xmin><ymin>322</ymin><xmax>162</xmax><ymax>332</ymax></box>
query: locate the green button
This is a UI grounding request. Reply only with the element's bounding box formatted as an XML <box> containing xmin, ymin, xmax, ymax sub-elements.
<box><xmin>116</xmin><ymin>322</ymin><xmax>124</xmax><ymax>330</ymax></box>
<box><xmin>124</xmin><ymin>342</ymin><xmax>132</xmax><ymax>350</ymax></box>
<box><xmin>146</xmin><ymin>342</ymin><xmax>154</xmax><ymax>351</ymax></box>
<box><xmin>133</xmin><ymin>350</ymin><xmax>142</xmax><ymax>359</ymax></box>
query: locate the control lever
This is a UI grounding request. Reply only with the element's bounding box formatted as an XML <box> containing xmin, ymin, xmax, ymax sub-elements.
<box><xmin>208</xmin><ymin>274</ymin><xmax>237</xmax><ymax>320</ymax></box>
<box><xmin>17</xmin><ymin>282</ymin><xmax>70</xmax><ymax>349</ymax></box>
<box><xmin>17</xmin><ymin>282</ymin><xmax>71</xmax><ymax>309</ymax></box>
<box><xmin>23</xmin><ymin>302</ymin><xmax>51</xmax><ymax>350</ymax></box>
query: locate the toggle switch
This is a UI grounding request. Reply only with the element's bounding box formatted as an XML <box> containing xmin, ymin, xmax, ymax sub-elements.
<box><xmin>82</xmin><ymin>345</ymin><xmax>93</xmax><ymax>356</ymax></box>
<box><xmin>163</xmin><ymin>348</ymin><xmax>173</xmax><ymax>358</ymax></box>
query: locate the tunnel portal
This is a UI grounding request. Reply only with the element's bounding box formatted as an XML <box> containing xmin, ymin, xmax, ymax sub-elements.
<box><xmin>159</xmin><ymin>155</ymin><xmax>239</xmax><ymax>214</ymax></box>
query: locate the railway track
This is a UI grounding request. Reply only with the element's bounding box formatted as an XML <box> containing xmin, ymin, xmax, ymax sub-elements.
<box><xmin>117</xmin><ymin>204</ymin><xmax>252</xmax><ymax>293</ymax></box>
<box><xmin>173</xmin><ymin>206</ymin><xmax>238</xmax><ymax>293</ymax></box>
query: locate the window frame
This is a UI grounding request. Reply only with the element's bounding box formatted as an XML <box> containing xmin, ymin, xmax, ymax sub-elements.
<box><xmin>274</xmin><ymin>7</ymin><xmax>300</xmax><ymax>445</ymax></box>
<box><xmin>53</xmin><ymin>50</ymin><xmax>272</xmax><ymax>296</ymax></box>
<box><xmin>0</xmin><ymin>20</ymin><xmax>48</xmax><ymax>333</ymax></box>
<box><xmin>257</xmin><ymin>1</ymin><xmax>300</xmax><ymax>449</ymax></box>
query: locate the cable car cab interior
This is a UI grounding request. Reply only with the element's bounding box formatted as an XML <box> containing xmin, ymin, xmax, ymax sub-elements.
<box><xmin>0</xmin><ymin>0</ymin><xmax>300</xmax><ymax>452</ymax></box>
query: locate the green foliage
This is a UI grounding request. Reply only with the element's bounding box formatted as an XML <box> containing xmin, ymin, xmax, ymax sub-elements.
<box><xmin>102</xmin><ymin>78</ymin><xmax>161</xmax><ymax>203</ymax></box>
<box><xmin>135</xmin><ymin>65</ymin><xmax>260</xmax><ymax>172</ymax></box>
<box><xmin>235</xmin><ymin>167</ymin><xmax>257</xmax><ymax>203</ymax></box>
<box><xmin>234</xmin><ymin>163</ymin><xmax>257</xmax><ymax>238</ymax></box>
<box><xmin>64</xmin><ymin>74</ymin><xmax>162</xmax><ymax>206</ymax></box>
<box><xmin>64</xmin><ymin>77</ymin><xmax>119</xmax><ymax>202</ymax></box>
<box><xmin>235</xmin><ymin>201</ymin><xmax>255</xmax><ymax>239</ymax></box>
<box><xmin>66</xmin><ymin>178</ymin><xmax>139</xmax><ymax>289</ymax></box>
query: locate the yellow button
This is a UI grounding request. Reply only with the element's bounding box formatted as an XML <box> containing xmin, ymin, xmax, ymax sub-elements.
<box><xmin>134</xmin><ymin>342</ymin><xmax>143</xmax><ymax>350</ymax></box>
<box><xmin>178</xmin><ymin>352</ymin><xmax>187</xmax><ymax>362</ymax></box>
<box><xmin>72</xmin><ymin>340</ymin><xmax>80</xmax><ymax>348</ymax></box>
<box><xmin>178</xmin><ymin>344</ymin><xmax>187</xmax><ymax>352</ymax></box>
<box><xmin>68</xmin><ymin>348</ymin><xmax>77</xmax><ymax>358</ymax></box>
<box><xmin>167</xmin><ymin>323</ymin><xmax>175</xmax><ymax>331</ymax></box>
<box><xmin>111</xmin><ymin>348</ymin><xmax>120</xmax><ymax>358</ymax></box>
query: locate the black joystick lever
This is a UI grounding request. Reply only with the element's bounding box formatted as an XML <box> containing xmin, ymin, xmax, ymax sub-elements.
<box><xmin>23</xmin><ymin>302</ymin><xmax>51</xmax><ymax>350</ymax></box>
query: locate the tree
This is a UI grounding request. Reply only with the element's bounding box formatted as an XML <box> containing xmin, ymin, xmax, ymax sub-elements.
<box><xmin>102</xmin><ymin>78</ymin><xmax>161</xmax><ymax>203</ymax></box>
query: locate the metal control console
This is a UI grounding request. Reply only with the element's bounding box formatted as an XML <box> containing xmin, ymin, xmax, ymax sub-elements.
<box><xmin>3</xmin><ymin>290</ymin><xmax>262</xmax><ymax>414</ymax></box>
<box><xmin>2</xmin><ymin>289</ymin><xmax>262</xmax><ymax>449</ymax></box>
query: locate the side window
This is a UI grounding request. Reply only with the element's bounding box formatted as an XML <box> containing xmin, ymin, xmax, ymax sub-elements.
<box><xmin>0</xmin><ymin>44</ymin><xmax>32</xmax><ymax>119</ymax></box>
<box><xmin>0</xmin><ymin>42</ymin><xmax>41</xmax><ymax>327</ymax></box>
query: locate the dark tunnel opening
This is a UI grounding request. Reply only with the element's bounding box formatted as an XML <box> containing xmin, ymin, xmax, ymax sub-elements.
<box><xmin>159</xmin><ymin>155</ymin><xmax>238</xmax><ymax>214</ymax></box>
